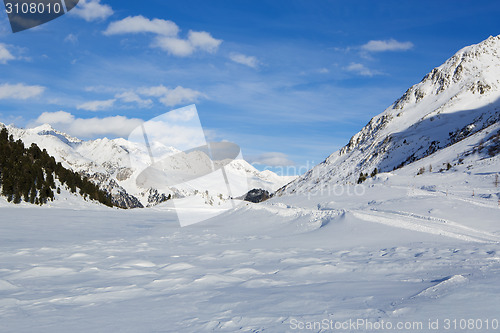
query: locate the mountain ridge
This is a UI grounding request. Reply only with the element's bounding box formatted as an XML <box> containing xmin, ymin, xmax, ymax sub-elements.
<box><xmin>279</xmin><ymin>34</ymin><xmax>500</xmax><ymax>195</ymax></box>
<box><xmin>1</xmin><ymin>122</ymin><xmax>295</xmax><ymax>208</ymax></box>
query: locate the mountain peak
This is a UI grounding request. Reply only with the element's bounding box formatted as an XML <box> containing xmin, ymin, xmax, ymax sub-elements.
<box><xmin>32</xmin><ymin>123</ymin><xmax>56</xmax><ymax>132</ymax></box>
<box><xmin>279</xmin><ymin>35</ymin><xmax>500</xmax><ymax>195</ymax></box>
<box><xmin>29</xmin><ymin>124</ymin><xmax>82</xmax><ymax>144</ymax></box>
<box><xmin>393</xmin><ymin>35</ymin><xmax>500</xmax><ymax>111</ymax></box>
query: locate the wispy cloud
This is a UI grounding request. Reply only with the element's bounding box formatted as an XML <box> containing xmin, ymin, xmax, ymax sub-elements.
<box><xmin>361</xmin><ymin>39</ymin><xmax>413</xmax><ymax>52</ymax></box>
<box><xmin>64</xmin><ymin>34</ymin><xmax>78</xmax><ymax>44</ymax></box>
<box><xmin>115</xmin><ymin>91</ymin><xmax>153</xmax><ymax>108</ymax></box>
<box><xmin>152</xmin><ymin>31</ymin><xmax>222</xmax><ymax>56</ymax></box>
<box><xmin>70</xmin><ymin>0</ymin><xmax>113</xmax><ymax>22</ymax></box>
<box><xmin>104</xmin><ymin>15</ymin><xmax>222</xmax><ymax>57</ymax></box>
<box><xmin>0</xmin><ymin>83</ymin><xmax>45</xmax><ymax>99</ymax></box>
<box><xmin>247</xmin><ymin>152</ymin><xmax>295</xmax><ymax>167</ymax></box>
<box><xmin>229</xmin><ymin>52</ymin><xmax>259</xmax><ymax>68</ymax></box>
<box><xmin>78</xmin><ymin>85</ymin><xmax>203</xmax><ymax>110</ymax></box>
<box><xmin>0</xmin><ymin>44</ymin><xmax>15</xmax><ymax>64</ymax></box>
<box><xmin>345</xmin><ymin>62</ymin><xmax>382</xmax><ymax>77</ymax></box>
<box><xmin>32</xmin><ymin>111</ymin><xmax>142</xmax><ymax>138</ymax></box>
<box><xmin>77</xmin><ymin>98</ymin><xmax>116</xmax><ymax>111</ymax></box>
<box><xmin>138</xmin><ymin>85</ymin><xmax>204</xmax><ymax>107</ymax></box>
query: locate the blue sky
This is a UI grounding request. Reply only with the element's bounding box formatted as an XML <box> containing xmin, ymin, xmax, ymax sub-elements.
<box><xmin>0</xmin><ymin>0</ymin><xmax>499</xmax><ymax>174</ymax></box>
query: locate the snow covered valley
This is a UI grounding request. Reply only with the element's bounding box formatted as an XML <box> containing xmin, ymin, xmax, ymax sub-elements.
<box><xmin>1</xmin><ymin>166</ymin><xmax>499</xmax><ymax>332</ymax></box>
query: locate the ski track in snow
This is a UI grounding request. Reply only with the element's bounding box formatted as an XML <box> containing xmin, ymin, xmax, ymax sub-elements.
<box><xmin>351</xmin><ymin>209</ymin><xmax>500</xmax><ymax>243</ymax></box>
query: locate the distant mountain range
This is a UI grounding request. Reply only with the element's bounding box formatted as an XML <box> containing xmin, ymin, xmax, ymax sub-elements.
<box><xmin>1</xmin><ymin>123</ymin><xmax>296</xmax><ymax>208</ymax></box>
<box><xmin>279</xmin><ymin>35</ymin><xmax>500</xmax><ymax>195</ymax></box>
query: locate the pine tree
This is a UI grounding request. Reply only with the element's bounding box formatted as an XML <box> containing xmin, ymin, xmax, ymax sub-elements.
<box><xmin>0</xmin><ymin>128</ymin><xmax>114</xmax><ymax>208</ymax></box>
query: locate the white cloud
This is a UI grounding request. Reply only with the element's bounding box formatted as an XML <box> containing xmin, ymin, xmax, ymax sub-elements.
<box><xmin>345</xmin><ymin>62</ymin><xmax>382</xmax><ymax>77</ymax></box>
<box><xmin>187</xmin><ymin>31</ymin><xmax>222</xmax><ymax>54</ymax></box>
<box><xmin>36</xmin><ymin>110</ymin><xmax>74</xmax><ymax>124</ymax></box>
<box><xmin>159</xmin><ymin>87</ymin><xmax>203</xmax><ymax>107</ymax></box>
<box><xmin>70</xmin><ymin>0</ymin><xmax>113</xmax><ymax>22</ymax></box>
<box><xmin>361</xmin><ymin>39</ymin><xmax>414</xmax><ymax>52</ymax></box>
<box><xmin>152</xmin><ymin>37</ymin><xmax>194</xmax><ymax>57</ymax></box>
<box><xmin>115</xmin><ymin>91</ymin><xmax>153</xmax><ymax>108</ymax></box>
<box><xmin>248</xmin><ymin>152</ymin><xmax>295</xmax><ymax>167</ymax></box>
<box><xmin>229</xmin><ymin>52</ymin><xmax>259</xmax><ymax>68</ymax></box>
<box><xmin>137</xmin><ymin>85</ymin><xmax>169</xmax><ymax>98</ymax></box>
<box><xmin>0</xmin><ymin>44</ymin><xmax>15</xmax><ymax>64</ymax></box>
<box><xmin>138</xmin><ymin>85</ymin><xmax>204</xmax><ymax>107</ymax></box>
<box><xmin>77</xmin><ymin>98</ymin><xmax>116</xmax><ymax>111</ymax></box>
<box><xmin>75</xmin><ymin>85</ymin><xmax>202</xmax><ymax>111</ymax></box>
<box><xmin>104</xmin><ymin>16</ymin><xmax>221</xmax><ymax>57</ymax></box>
<box><xmin>0</xmin><ymin>83</ymin><xmax>45</xmax><ymax>99</ymax></box>
<box><xmin>152</xmin><ymin>31</ymin><xmax>222</xmax><ymax>57</ymax></box>
<box><xmin>33</xmin><ymin>111</ymin><xmax>143</xmax><ymax>138</ymax></box>
<box><xmin>103</xmin><ymin>15</ymin><xmax>178</xmax><ymax>36</ymax></box>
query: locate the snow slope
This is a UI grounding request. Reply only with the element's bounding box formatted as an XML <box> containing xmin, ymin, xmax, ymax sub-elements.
<box><xmin>280</xmin><ymin>35</ymin><xmax>500</xmax><ymax>195</ymax></box>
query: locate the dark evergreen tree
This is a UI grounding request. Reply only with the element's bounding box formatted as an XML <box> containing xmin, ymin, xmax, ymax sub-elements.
<box><xmin>0</xmin><ymin>127</ymin><xmax>114</xmax><ymax>207</ymax></box>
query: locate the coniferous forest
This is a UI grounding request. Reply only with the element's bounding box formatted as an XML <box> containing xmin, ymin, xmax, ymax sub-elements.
<box><xmin>0</xmin><ymin>127</ymin><xmax>114</xmax><ymax>207</ymax></box>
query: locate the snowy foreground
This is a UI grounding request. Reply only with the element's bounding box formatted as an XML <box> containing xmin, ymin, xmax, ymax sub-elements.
<box><xmin>1</xmin><ymin>171</ymin><xmax>500</xmax><ymax>332</ymax></box>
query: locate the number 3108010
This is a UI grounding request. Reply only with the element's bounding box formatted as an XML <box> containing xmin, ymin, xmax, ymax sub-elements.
<box><xmin>5</xmin><ymin>2</ymin><xmax>62</xmax><ymax>15</ymax></box>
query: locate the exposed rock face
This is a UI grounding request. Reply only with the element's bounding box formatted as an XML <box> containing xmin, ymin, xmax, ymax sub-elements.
<box><xmin>143</xmin><ymin>188</ymin><xmax>170</xmax><ymax>207</ymax></box>
<box><xmin>244</xmin><ymin>189</ymin><xmax>271</xmax><ymax>203</ymax></box>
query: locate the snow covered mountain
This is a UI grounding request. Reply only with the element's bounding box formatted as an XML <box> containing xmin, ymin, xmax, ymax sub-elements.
<box><xmin>279</xmin><ymin>35</ymin><xmax>500</xmax><ymax>195</ymax></box>
<box><xmin>2</xmin><ymin>123</ymin><xmax>295</xmax><ymax>207</ymax></box>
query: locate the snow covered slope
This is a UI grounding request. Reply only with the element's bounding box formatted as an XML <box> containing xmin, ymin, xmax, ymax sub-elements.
<box><xmin>0</xmin><ymin>156</ymin><xmax>499</xmax><ymax>332</ymax></box>
<box><xmin>1</xmin><ymin>123</ymin><xmax>294</xmax><ymax>207</ymax></box>
<box><xmin>280</xmin><ymin>35</ymin><xmax>500</xmax><ymax>195</ymax></box>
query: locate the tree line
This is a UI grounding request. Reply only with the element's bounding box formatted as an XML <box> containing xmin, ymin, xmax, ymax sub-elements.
<box><xmin>0</xmin><ymin>127</ymin><xmax>113</xmax><ymax>207</ymax></box>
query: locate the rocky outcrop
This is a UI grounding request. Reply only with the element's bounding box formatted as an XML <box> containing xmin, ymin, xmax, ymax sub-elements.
<box><xmin>244</xmin><ymin>189</ymin><xmax>271</xmax><ymax>203</ymax></box>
